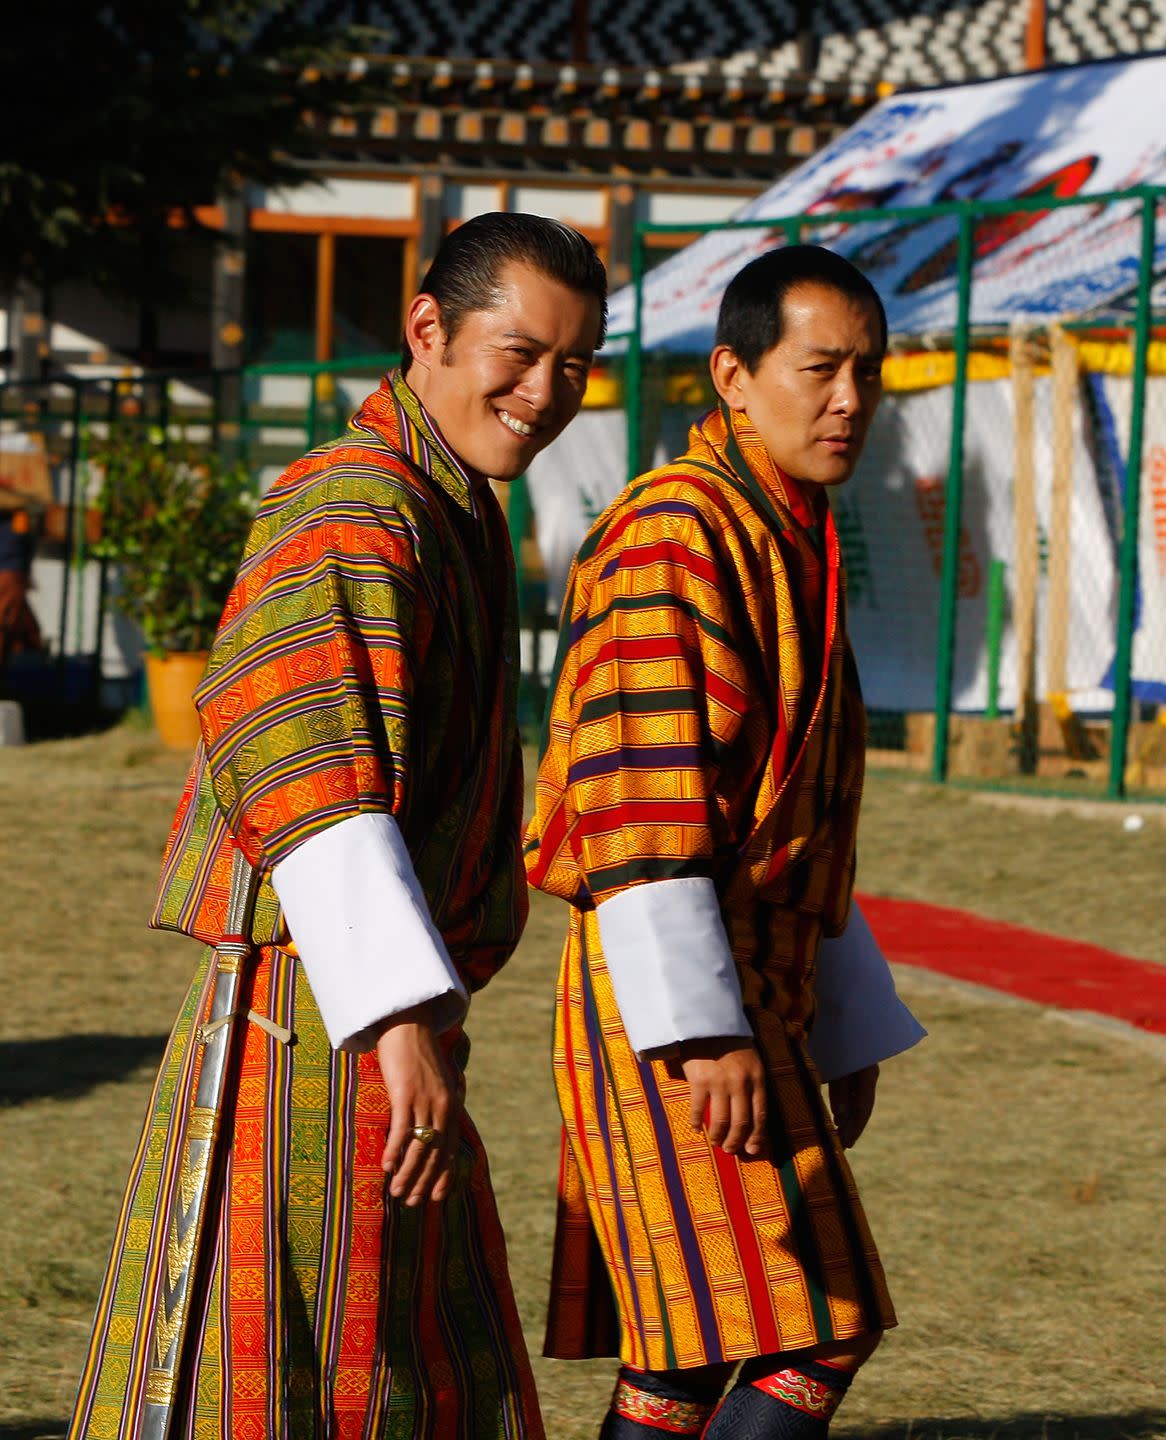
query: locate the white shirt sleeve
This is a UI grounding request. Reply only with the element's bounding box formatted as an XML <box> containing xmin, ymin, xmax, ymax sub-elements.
<box><xmin>595</xmin><ymin>876</ymin><xmax>751</xmax><ymax>1054</ymax></box>
<box><xmin>595</xmin><ymin>878</ymin><xmax>927</xmax><ymax>1075</ymax></box>
<box><xmin>271</xmin><ymin>811</ymin><xmax>468</xmax><ymax>1053</ymax></box>
<box><xmin>807</xmin><ymin>900</ymin><xmax>927</xmax><ymax>1082</ymax></box>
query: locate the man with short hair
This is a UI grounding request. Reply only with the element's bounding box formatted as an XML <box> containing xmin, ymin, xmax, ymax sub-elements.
<box><xmin>526</xmin><ymin>245</ymin><xmax>923</xmax><ymax>1438</ymax></box>
<box><xmin>69</xmin><ymin>212</ymin><xmax>607</xmax><ymax>1440</ymax></box>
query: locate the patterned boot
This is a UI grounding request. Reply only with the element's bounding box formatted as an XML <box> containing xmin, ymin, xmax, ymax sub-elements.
<box><xmin>702</xmin><ymin>1355</ymin><xmax>857</xmax><ymax>1438</ymax></box>
<box><xmin>599</xmin><ymin>1364</ymin><xmax>727</xmax><ymax>1437</ymax></box>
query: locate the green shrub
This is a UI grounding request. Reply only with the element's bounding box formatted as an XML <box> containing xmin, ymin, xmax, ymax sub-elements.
<box><xmin>93</xmin><ymin>427</ymin><xmax>257</xmax><ymax>653</ymax></box>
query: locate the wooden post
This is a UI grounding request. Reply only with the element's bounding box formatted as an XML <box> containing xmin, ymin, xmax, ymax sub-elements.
<box><xmin>607</xmin><ymin>182</ymin><xmax>636</xmax><ymax>293</ymax></box>
<box><xmin>1011</xmin><ymin>325</ymin><xmax>1039</xmax><ymax>770</ymax></box>
<box><xmin>1045</xmin><ymin>323</ymin><xmax>1074</xmax><ymax>702</ymax></box>
<box><xmin>571</xmin><ymin>0</ymin><xmax>589</xmax><ymax>63</ymax></box>
<box><xmin>11</xmin><ymin>277</ymin><xmax>48</xmax><ymax>380</ymax></box>
<box><xmin>210</xmin><ymin>190</ymin><xmax>247</xmax><ymax>457</ymax></box>
<box><xmin>416</xmin><ymin>175</ymin><xmax>445</xmax><ymax>290</ymax></box>
<box><xmin>1045</xmin><ymin>325</ymin><xmax>1099</xmax><ymax>762</ymax></box>
<box><xmin>401</xmin><ymin>232</ymin><xmax>418</xmax><ymax>336</ymax></box>
<box><xmin>1025</xmin><ymin>0</ymin><xmax>1046</xmax><ymax>69</ymax></box>
<box><xmin>211</xmin><ymin>190</ymin><xmax>247</xmax><ymax>371</ymax></box>
<box><xmin>315</xmin><ymin>230</ymin><xmax>336</xmax><ymax>364</ymax></box>
<box><xmin>795</xmin><ymin>0</ymin><xmax>820</xmax><ymax>75</ymax></box>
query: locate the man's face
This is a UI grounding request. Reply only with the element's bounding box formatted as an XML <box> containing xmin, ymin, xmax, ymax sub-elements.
<box><xmin>403</xmin><ymin>260</ymin><xmax>603</xmax><ymax>483</ymax></box>
<box><xmin>710</xmin><ymin>281</ymin><xmax>885</xmax><ymax>488</ymax></box>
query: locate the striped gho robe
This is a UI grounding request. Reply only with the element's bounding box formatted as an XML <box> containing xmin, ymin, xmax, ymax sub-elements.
<box><xmin>69</xmin><ymin>372</ymin><xmax>544</xmax><ymax>1440</ymax></box>
<box><xmin>526</xmin><ymin>403</ymin><xmax>897</xmax><ymax>1372</ymax></box>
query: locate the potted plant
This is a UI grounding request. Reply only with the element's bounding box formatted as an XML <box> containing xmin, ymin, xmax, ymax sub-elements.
<box><xmin>93</xmin><ymin>425</ymin><xmax>257</xmax><ymax>748</ymax></box>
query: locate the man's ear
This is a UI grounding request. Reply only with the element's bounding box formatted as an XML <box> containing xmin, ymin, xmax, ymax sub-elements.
<box><xmin>709</xmin><ymin>344</ymin><xmax>748</xmax><ymax>411</ymax></box>
<box><xmin>403</xmin><ymin>294</ymin><xmax>446</xmax><ymax>372</ymax></box>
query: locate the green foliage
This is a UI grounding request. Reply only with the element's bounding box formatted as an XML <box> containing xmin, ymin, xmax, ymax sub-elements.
<box><xmin>0</xmin><ymin>1</ymin><xmax>386</xmax><ymax>295</ymax></box>
<box><xmin>92</xmin><ymin>427</ymin><xmax>257</xmax><ymax>653</ymax></box>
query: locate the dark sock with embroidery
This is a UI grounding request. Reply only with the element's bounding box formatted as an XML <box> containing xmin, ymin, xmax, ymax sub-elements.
<box><xmin>702</xmin><ymin>1356</ymin><xmax>855</xmax><ymax>1438</ymax></box>
<box><xmin>598</xmin><ymin>1364</ymin><xmax>726</xmax><ymax>1437</ymax></box>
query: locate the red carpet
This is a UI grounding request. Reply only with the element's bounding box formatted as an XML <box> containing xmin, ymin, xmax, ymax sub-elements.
<box><xmin>856</xmin><ymin>892</ymin><xmax>1166</xmax><ymax>1035</ymax></box>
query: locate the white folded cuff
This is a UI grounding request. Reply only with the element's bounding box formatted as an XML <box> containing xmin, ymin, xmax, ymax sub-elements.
<box><xmin>807</xmin><ymin>900</ymin><xmax>927</xmax><ymax>1082</ymax></box>
<box><xmin>595</xmin><ymin>876</ymin><xmax>751</xmax><ymax>1054</ymax></box>
<box><xmin>271</xmin><ymin>811</ymin><xmax>468</xmax><ymax>1053</ymax></box>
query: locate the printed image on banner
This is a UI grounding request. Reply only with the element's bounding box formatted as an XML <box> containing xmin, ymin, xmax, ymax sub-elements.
<box><xmin>605</xmin><ymin>53</ymin><xmax>1166</xmax><ymax>349</ymax></box>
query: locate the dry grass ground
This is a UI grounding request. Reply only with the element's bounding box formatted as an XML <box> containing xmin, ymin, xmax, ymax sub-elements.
<box><xmin>0</xmin><ymin>728</ymin><xmax>1163</xmax><ymax>1440</ymax></box>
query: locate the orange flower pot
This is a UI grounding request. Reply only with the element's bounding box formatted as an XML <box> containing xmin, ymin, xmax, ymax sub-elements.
<box><xmin>145</xmin><ymin>650</ymin><xmax>209</xmax><ymax>751</ymax></box>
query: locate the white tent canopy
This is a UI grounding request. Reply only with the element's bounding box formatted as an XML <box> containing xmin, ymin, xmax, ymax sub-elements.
<box><xmin>604</xmin><ymin>53</ymin><xmax>1166</xmax><ymax>350</ymax></box>
<box><xmin>526</xmin><ymin>55</ymin><xmax>1166</xmax><ymax>717</ymax></box>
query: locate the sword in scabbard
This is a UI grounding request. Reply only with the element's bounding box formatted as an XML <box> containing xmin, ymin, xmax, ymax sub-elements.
<box><xmin>140</xmin><ymin>847</ymin><xmax>260</xmax><ymax>1439</ymax></box>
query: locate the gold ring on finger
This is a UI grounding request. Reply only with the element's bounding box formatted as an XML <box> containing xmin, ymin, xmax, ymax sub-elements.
<box><xmin>411</xmin><ymin>1124</ymin><xmax>438</xmax><ymax>1146</ymax></box>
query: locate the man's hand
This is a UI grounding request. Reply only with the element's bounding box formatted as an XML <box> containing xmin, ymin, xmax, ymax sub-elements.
<box><xmin>375</xmin><ymin>1000</ymin><xmax>462</xmax><ymax>1207</ymax></box>
<box><xmin>828</xmin><ymin>1063</ymin><xmax>879</xmax><ymax>1149</ymax></box>
<box><xmin>674</xmin><ymin>1036</ymin><xmax>769</xmax><ymax>1158</ymax></box>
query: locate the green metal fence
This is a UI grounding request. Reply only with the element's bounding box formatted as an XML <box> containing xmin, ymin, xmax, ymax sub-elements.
<box><xmin>620</xmin><ymin>187</ymin><xmax>1166</xmax><ymax>802</ymax></box>
<box><xmin>7</xmin><ymin>191</ymin><xmax>1166</xmax><ymax>803</ymax></box>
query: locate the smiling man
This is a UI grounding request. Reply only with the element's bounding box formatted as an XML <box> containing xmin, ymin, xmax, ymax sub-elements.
<box><xmin>527</xmin><ymin>245</ymin><xmax>922</xmax><ymax>1438</ymax></box>
<box><xmin>69</xmin><ymin>213</ymin><xmax>606</xmax><ymax>1440</ymax></box>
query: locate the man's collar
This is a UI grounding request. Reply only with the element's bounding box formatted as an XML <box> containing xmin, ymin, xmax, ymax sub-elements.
<box><xmin>688</xmin><ymin>403</ymin><xmax>823</xmax><ymax>534</ymax></box>
<box><xmin>356</xmin><ymin>370</ymin><xmax>480</xmax><ymax>520</ymax></box>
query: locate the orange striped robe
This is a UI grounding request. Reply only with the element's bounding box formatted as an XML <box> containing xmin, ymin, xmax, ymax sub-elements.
<box><xmin>526</xmin><ymin>403</ymin><xmax>896</xmax><ymax>1371</ymax></box>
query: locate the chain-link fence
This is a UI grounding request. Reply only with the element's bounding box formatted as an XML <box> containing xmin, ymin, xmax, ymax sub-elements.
<box><xmin>519</xmin><ymin>188</ymin><xmax>1166</xmax><ymax>800</ymax></box>
<box><xmin>0</xmin><ymin>356</ymin><xmax>397</xmax><ymax>731</ymax></box>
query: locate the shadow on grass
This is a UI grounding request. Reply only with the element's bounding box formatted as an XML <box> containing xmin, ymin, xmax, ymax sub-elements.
<box><xmin>845</xmin><ymin>1415</ymin><xmax>1166</xmax><ymax>1440</ymax></box>
<box><xmin>0</xmin><ymin>1033</ymin><xmax>167</xmax><ymax>1104</ymax></box>
<box><xmin>0</xmin><ymin>1425</ymin><xmax>66</xmax><ymax>1440</ymax></box>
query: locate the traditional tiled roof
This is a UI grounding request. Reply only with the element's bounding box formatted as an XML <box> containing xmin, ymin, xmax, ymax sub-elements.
<box><xmin>293</xmin><ymin>2</ymin><xmax>1166</xmax><ymax>178</ymax></box>
<box><xmin>283</xmin><ymin>0</ymin><xmax>1166</xmax><ymax>75</ymax></box>
<box><xmin>686</xmin><ymin>1</ymin><xmax>1166</xmax><ymax>86</ymax></box>
<box><xmin>318</xmin><ymin>56</ymin><xmax>877</xmax><ymax>177</ymax></box>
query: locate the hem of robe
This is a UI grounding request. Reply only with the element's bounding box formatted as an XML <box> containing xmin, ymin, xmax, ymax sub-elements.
<box><xmin>67</xmin><ymin>945</ymin><xmax>545</xmax><ymax>1440</ymax></box>
<box><xmin>545</xmin><ymin>909</ymin><xmax>896</xmax><ymax>1371</ymax></box>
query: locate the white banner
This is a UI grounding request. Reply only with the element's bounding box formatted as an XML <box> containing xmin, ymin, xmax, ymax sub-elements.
<box><xmin>606</xmin><ymin>54</ymin><xmax>1166</xmax><ymax>348</ymax></box>
<box><xmin>843</xmin><ymin>378</ymin><xmax>1116</xmax><ymax>713</ymax></box>
<box><xmin>1093</xmin><ymin>374</ymin><xmax>1166</xmax><ymax>700</ymax></box>
<box><xmin>527</xmin><ymin>378</ymin><xmax>1120</xmax><ymax>713</ymax></box>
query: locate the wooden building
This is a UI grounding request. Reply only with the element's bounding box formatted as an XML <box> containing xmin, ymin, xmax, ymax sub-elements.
<box><xmin>6</xmin><ymin>0</ymin><xmax>1163</xmax><ymax>377</ymax></box>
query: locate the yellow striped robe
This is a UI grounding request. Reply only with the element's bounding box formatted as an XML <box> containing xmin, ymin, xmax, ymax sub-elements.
<box><xmin>526</xmin><ymin>403</ymin><xmax>895</xmax><ymax>1371</ymax></box>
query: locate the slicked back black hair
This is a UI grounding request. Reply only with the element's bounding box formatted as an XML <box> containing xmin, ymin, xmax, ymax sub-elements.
<box><xmin>714</xmin><ymin>244</ymin><xmax>887</xmax><ymax>372</ymax></box>
<box><xmin>401</xmin><ymin>211</ymin><xmax>608</xmax><ymax>370</ymax></box>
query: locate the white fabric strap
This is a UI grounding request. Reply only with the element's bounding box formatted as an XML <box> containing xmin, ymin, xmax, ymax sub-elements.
<box><xmin>595</xmin><ymin>876</ymin><xmax>751</xmax><ymax>1054</ymax></box>
<box><xmin>808</xmin><ymin>900</ymin><xmax>928</xmax><ymax>1082</ymax></box>
<box><xmin>272</xmin><ymin>811</ymin><xmax>468</xmax><ymax>1053</ymax></box>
